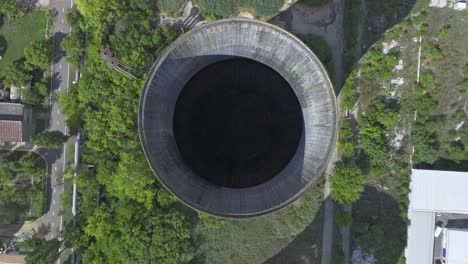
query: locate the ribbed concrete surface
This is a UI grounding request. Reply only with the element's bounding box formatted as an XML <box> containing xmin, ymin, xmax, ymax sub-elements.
<box><xmin>139</xmin><ymin>18</ymin><xmax>337</xmax><ymax>218</ymax></box>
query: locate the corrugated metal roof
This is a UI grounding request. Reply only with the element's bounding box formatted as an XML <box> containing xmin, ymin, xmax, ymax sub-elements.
<box><xmin>0</xmin><ymin>120</ymin><xmax>23</xmax><ymax>142</ymax></box>
<box><xmin>446</xmin><ymin>229</ymin><xmax>468</xmax><ymax>264</ymax></box>
<box><xmin>405</xmin><ymin>211</ymin><xmax>435</xmax><ymax>264</ymax></box>
<box><xmin>410</xmin><ymin>169</ymin><xmax>468</xmax><ymax>213</ymax></box>
<box><xmin>0</xmin><ymin>102</ymin><xmax>23</xmax><ymax>117</ymax></box>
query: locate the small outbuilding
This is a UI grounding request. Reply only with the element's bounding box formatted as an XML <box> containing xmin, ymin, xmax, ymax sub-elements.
<box><xmin>0</xmin><ymin>102</ymin><xmax>32</xmax><ymax>143</ymax></box>
<box><xmin>454</xmin><ymin>1</ymin><xmax>467</xmax><ymax>10</ymax></box>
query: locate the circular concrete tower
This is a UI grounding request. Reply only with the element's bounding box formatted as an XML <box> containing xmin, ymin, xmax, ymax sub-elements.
<box><xmin>139</xmin><ymin>19</ymin><xmax>337</xmax><ymax>218</ymax></box>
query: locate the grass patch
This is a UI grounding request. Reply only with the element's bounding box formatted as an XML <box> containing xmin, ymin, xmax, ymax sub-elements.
<box><xmin>0</xmin><ymin>11</ymin><xmax>48</xmax><ymax>78</ymax></box>
<box><xmin>194</xmin><ymin>180</ymin><xmax>324</xmax><ymax>264</ymax></box>
<box><xmin>195</xmin><ymin>0</ymin><xmax>283</xmax><ymax>18</ymax></box>
<box><xmin>159</xmin><ymin>0</ymin><xmax>186</xmax><ymax>16</ymax></box>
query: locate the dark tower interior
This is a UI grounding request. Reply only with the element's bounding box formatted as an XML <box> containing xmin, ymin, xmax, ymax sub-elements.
<box><xmin>173</xmin><ymin>58</ymin><xmax>303</xmax><ymax>188</ymax></box>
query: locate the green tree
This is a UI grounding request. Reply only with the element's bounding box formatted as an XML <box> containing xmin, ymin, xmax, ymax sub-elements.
<box><xmin>330</xmin><ymin>163</ymin><xmax>365</xmax><ymax>205</ymax></box>
<box><xmin>339</xmin><ymin>120</ymin><xmax>354</xmax><ymax>159</ymax></box>
<box><xmin>24</xmin><ymin>39</ymin><xmax>53</xmax><ymax>69</ymax></box>
<box><xmin>58</xmin><ymin>84</ymin><xmax>81</xmax><ymax>130</ymax></box>
<box><xmin>61</xmin><ymin>31</ymin><xmax>86</xmax><ymax>69</ymax></box>
<box><xmin>0</xmin><ymin>0</ymin><xmax>22</xmax><ymax>19</ymax></box>
<box><xmin>25</xmin><ymin>239</ymin><xmax>64</xmax><ymax>264</ymax></box>
<box><xmin>4</xmin><ymin>59</ymin><xmax>33</xmax><ymax>87</ymax></box>
<box><xmin>21</xmin><ymin>80</ymin><xmax>49</xmax><ymax>108</ymax></box>
<box><xmin>340</xmin><ymin>70</ymin><xmax>357</xmax><ymax>110</ymax></box>
<box><xmin>31</xmin><ymin>131</ymin><xmax>69</xmax><ymax>148</ymax></box>
<box><xmin>198</xmin><ymin>212</ymin><xmax>225</xmax><ymax>229</ymax></box>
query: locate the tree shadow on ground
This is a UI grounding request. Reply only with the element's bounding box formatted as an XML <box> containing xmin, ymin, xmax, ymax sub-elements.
<box><xmin>0</xmin><ymin>35</ymin><xmax>7</xmax><ymax>57</ymax></box>
<box><xmin>264</xmin><ymin>200</ymin><xmax>325</xmax><ymax>264</ymax></box>
<box><xmin>36</xmin><ymin>148</ymin><xmax>63</xmax><ymax>213</ymax></box>
<box><xmin>52</xmin><ymin>32</ymin><xmax>68</xmax><ymax>64</ymax></box>
<box><xmin>269</xmin><ymin>0</ymin><xmax>418</xmax><ymax>91</ymax></box>
<box><xmin>351</xmin><ymin>186</ymin><xmax>406</xmax><ymax>263</ymax></box>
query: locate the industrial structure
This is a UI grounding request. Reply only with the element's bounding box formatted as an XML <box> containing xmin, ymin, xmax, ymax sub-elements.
<box><xmin>406</xmin><ymin>169</ymin><xmax>468</xmax><ymax>264</ymax></box>
<box><xmin>139</xmin><ymin>19</ymin><xmax>337</xmax><ymax>218</ymax></box>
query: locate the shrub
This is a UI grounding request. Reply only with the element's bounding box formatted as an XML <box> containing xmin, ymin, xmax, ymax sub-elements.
<box><xmin>419</xmin><ymin>71</ymin><xmax>434</xmax><ymax>87</ymax></box>
<box><xmin>31</xmin><ymin>131</ymin><xmax>69</xmax><ymax>149</ymax></box>
<box><xmin>159</xmin><ymin>0</ymin><xmax>186</xmax><ymax>15</ymax></box>
<box><xmin>339</xmin><ymin>120</ymin><xmax>354</xmax><ymax>159</ymax></box>
<box><xmin>362</xmin><ymin>48</ymin><xmax>399</xmax><ymax>81</ymax></box>
<box><xmin>460</xmin><ymin>81</ymin><xmax>468</xmax><ymax>95</ymax></box>
<box><xmin>330</xmin><ymin>163</ymin><xmax>365</xmax><ymax>205</ymax></box>
<box><xmin>198</xmin><ymin>212</ymin><xmax>224</xmax><ymax>229</ymax></box>
<box><xmin>24</xmin><ymin>39</ymin><xmax>53</xmax><ymax>69</ymax></box>
<box><xmin>425</xmin><ymin>43</ymin><xmax>443</xmax><ymax>60</ymax></box>
<box><xmin>438</xmin><ymin>26</ymin><xmax>450</xmax><ymax>38</ymax></box>
<box><xmin>340</xmin><ymin>70</ymin><xmax>357</xmax><ymax>110</ymax></box>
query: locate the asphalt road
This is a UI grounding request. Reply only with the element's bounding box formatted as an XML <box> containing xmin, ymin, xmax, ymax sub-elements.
<box><xmin>35</xmin><ymin>0</ymin><xmax>73</xmax><ymax>241</ymax></box>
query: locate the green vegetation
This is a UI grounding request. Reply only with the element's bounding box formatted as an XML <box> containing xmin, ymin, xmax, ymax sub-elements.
<box><xmin>21</xmin><ymin>78</ymin><xmax>49</xmax><ymax>108</ymax></box>
<box><xmin>3</xmin><ymin>58</ymin><xmax>33</xmax><ymax>86</ymax></box>
<box><xmin>195</xmin><ymin>0</ymin><xmax>283</xmax><ymax>18</ymax></box>
<box><xmin>58</xmin><ymin>84</ymin><xmax>80</xmax><ymax>131</ymax></box>
<box><xmin>23</xmin><ymin>237</ymin><xmax>65</xmax><ymax>264</ymax></box>
<box><xmin>345</xmin><ymin>5</ymin><xmax>467</xmax><ymax>262</ymax></box>
<box><xmin>300</xmin><ymin>34</ymin><xmax>334</xmax><ymax>79</ymax></box>
<box><xmin>159</xmin><ymin>0</ymin><xmax>187</xmax><ymax>15</ymax></box>
<box><xmin>57</xmin><ymin>1</ymin><xmax>200</xmax><ymax>263</ymax></box>
<box><xmin>31</xmin><ymin>131</ymin><xmax>69</xmax><ymax>149</ymax></box>
<box><xmin>0</xmin><ymin>0</ymin><xmax>22</xmax><ymax>19</ymax></box>
<box><xmin>194</xmin><ymin>180</ymin><xmax>324</xmax><ymax>263</ymax></box>
<box><xmin>340</xmin><ymin>70</ymin><xmax>357</xmax><ymax>110</ymax></box>
<box><xmin>24</xmin><ymin>38</ymin><xmax>53</xmax><ymax>69</ymax></box>
<box><xmin>330</xmin><ymin>163</ymin><xmax>364</xmax><ymax>205</ymax></box>
<box><xmin>0</xmin><ymin>151</ymin><xmax>46</xmax><ymax>224</ymax></box>
<box><xmin>0</xmin><ymin>10</ymin><xmax>49</xmax><ymax>77</ymax></box>
<box><xmin>61</xmin><ymin>7</ymin><xmax>86</xmax><ymax>69</ymax></box>
<box><xmin>338</xmin><ymin>120</ymin><xmax>354</xmax><ymax>160</ymax></box>
<box><xmin>335</xmin><ymin>209</ymin><xmax>352</xmax><ymax>228</ymax></box>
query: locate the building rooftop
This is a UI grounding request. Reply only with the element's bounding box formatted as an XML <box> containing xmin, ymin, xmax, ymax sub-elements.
<box><xmin>446</xmin><ymin>229</ymin><xmax>468</xmax><ymax>264</ymax></box>
<box><xmin>0</xmin><ymin>120</ymin><xmax>23</xmax><ymax>142</ymax></box>
<box><xmin>410</xmin><ymin>169</ymin><xmax>468</xmax><ymax>213</ymax></box>
<box><xmin>406</xmin><ymin>169</ymin><xmax>468</xmax><ymax>264</ymax></box>
<box><xmin>0</xmin><ymin>103</ymin><xmax>23</xmax><ymax>120</ymax></box>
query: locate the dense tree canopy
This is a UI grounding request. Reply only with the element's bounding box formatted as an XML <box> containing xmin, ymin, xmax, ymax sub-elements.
<box><xmin>24</xmin><ymin>39</ymin><xmax>53</xmax><ymax>69</ymax></box>
<box><xmin>330</xmin><ymin>163</ymin><xmax>365</xmax><ymax>204</ymax></box>
<box><xmin>3</xmin><ymin>59</ymin><xmax>33</xmax><ymax>87</ymax></box>
<box><xmin>21</xmin><ymin>79</ymin><xmax>49</xmax><ymax>108</ymax></box>
<box><xmin>0</xmin><ymin>151</ymin><xmax>45</xmax><ymax>224</ymax></box>
<box><xmin>0</xmin><ymin>0</ymin><xmax>22</xmax><ymax>19</ymax></box>
<box><xmin>31</xmin><ymin>131</ymin><xmax>69</xmax><ymax>148</ymax></box>
<box><xmin>59</xmin><ymin>1</ymin><xmax>196</xmax><ymax>263</ymax></box>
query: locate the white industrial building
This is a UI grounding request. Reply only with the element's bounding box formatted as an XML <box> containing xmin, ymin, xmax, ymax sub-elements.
<box><xmin>406</xmin><ymin>169</ymin><xmax>468</xmax><ymax>264</ymax></box>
